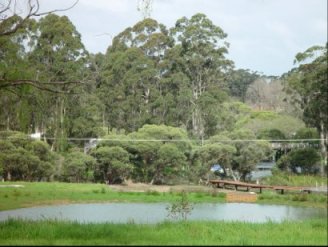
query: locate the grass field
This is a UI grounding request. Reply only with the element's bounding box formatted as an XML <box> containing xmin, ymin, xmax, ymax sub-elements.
<box><xmin>0</xmin><ymin>181</ymin><xmax>327</xmax><ymax>211</ymax></box>
<box><xmin>0</xmin><ymin>218</ymin><xmax>326</xmax><ymax>245</ymax></box>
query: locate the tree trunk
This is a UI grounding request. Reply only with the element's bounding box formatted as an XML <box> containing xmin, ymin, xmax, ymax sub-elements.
<box><xmin>319</xmin><ymin>119</ymin><xmax>327</xmax><ymax>176</ymax></box>
<box><xmin>6</xmin><ymin>116</ymin><xmax>10</xmax><ymax>130</ymax></box>
<box><xmin>192</xmin><ymin>106</ymin><xmax>204</xmax><ymax>139</ymax></box>
<box><xmin>6</xmin><ymin>171</ymin><xmax>11</xmax><ymax>181</ymax></box>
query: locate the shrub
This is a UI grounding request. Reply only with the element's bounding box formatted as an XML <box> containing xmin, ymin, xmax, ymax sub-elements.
<box><xmin>166</xmin><ymin>191</ymin><xmax>193</xmax><ymax>220</ymax></box>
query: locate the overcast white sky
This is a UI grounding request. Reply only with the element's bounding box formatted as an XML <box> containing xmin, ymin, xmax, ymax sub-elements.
<box><xmin>38</xmin><ymin>0</ymin><xmax>327</xmax><ymax>76</ymax></box>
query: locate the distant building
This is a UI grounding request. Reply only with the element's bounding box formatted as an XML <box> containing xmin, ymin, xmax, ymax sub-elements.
<box><xmin>247</xmin><ymin>161</ymin><xmax>275</xmax><ymax>181</ymax></box>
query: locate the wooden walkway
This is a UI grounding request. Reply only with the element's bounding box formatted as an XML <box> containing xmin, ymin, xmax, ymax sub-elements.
<box><xmin>209</xmin><ymin>179</ymin><xmax>313</xmax><ymax>194</ymax></box>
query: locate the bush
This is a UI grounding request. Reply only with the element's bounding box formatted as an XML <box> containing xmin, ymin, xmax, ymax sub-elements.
<box><xmin>257</xmin><ymin>128</ymin><xmax>286</xmax><ymax>140</ymax></box>
<box><xmin>277</xmin><ymin>148</ymin><xmax>321</xmax><ymax>174</ymax></box>
<box><xmin>166</xmin><ymin>191</ymin><xmax>193</xmax><ymax>220</ymax></box>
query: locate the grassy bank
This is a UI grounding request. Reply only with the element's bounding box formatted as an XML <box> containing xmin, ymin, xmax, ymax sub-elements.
<box><xmin>262</xmin><ymin>171</ymin><xmax>328</xmax><ymax>187</ymax></box>
<box><xmin>0</xmin><ymin>182</ymin><xmax>226</xmax><ymax>211</ymax></box>
<box><xmin>257</xmin><ymin>191</ymin><xmax>327</xmax><ymax>208</ymax></box>
<box><xmin>0</xmin><ymin>219</ymin><xmax>326</xmax><ymax>245</ymax></box>
<box><xmin>0</xmin><ymin>181</ymin><xmax>327</xmax><ymax>211</ymax></box>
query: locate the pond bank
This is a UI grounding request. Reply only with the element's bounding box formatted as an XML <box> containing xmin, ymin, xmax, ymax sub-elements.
<box><xmin>0</xmin><ymin>181</ymin><xmax>327</xmax><ymax>211</ymax></box>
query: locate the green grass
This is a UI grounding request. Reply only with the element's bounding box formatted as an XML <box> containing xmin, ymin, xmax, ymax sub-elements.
<box><xmin>0</xmin><ymin>181</ymin><xmax>326</xmax><ymax>211</ymax></box>
<box><xmin>0</xmin><ymin>218</ymin><xmax>326</xmax><ymax>245</ymax></box>
<box><xmin>257</xmin><ymin>191</ymin><xmax>328</xmax><ymax>208</ymax></box>
<box><xmin>0</xmin><ymin>182</ymin><xmax>225</xmax><ymax>211</ymax></box>
<box><xmin>262</xmin><ymin>171</ymin><xmax>328</xmax><ymax>187</ymax></box>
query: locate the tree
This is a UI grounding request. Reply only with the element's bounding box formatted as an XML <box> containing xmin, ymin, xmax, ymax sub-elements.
<box><xmin>241</xmin><ymin>112</ymin><xmax>305</xmax><ymax>139</ymax></box>
<box><xmin>0</xmin><ymin>0</ymin><xmax>79</xmax><ymax>92</ymax></box>
<box><xmin>91</xmin><ymin>146</ymin><xmax>133</xmax><ymax>184</ymax></box>
<box><xmin>0</xmin><ymin>131</ymin><xmax>56</xmax><ymax>181</ymax></box>
<box><xmin>257</xmin><ymin>129</ymin><xmax>286</xmax><ymax>140</ymax></box>
<box><xmin>28</xmin><ymin>13</ymin><xmax>88</xmax><ymax>151</ymax></box>
<box><xmin>99</xmin><ymin>18</ymin><xmax>173</xmax><ymax>132</ymax></box>
<box><xmin>127</xmin><ymin>124</ymin><xmax>192</xmax><ymax>183</ymax></box>
<box><xmin>277</xmin><ymin>148</ymin><xmax>321</xmax><ymax>174</ymax></box>
<box><xmin>283</xmin><ymin>44</ymin><xmax>327</xmax><ymax>175</ymax></box>
<box><xmin>154</xmin><ymin>143</ymin><xmax>187</xmax><ymax>184</ymax></box>
<box><xmin>194</xmin><ymin>142</ymin><xmax>236</xmax><ymax>181</ymax></box>
<box><xmin>245</xmin><ymin>76</ymin><xmax>296</xmax><ymax>114</ymax></box>
<box><xmin>294</xmin><ymin>127</ymin><xmax>319</xmax><ymax>140</ymax></box>
<box><xmin>228</xmin><ymin>129</ymin><xmax>272</xmax><ymax>181</ymax></box>
<box><xmin>169</xmin><ymin>13</ymin><xmax>233</xmax><ymax>139</ymax></box>
<box><xmin>63</xmin><ymin>151</ymin><xmax>96</xmax><ymax>182</ymax></box>
<box><xmin>227</xmin><ymin>69</ymin><xmax>259</xmax><ymax>102</ymax></box>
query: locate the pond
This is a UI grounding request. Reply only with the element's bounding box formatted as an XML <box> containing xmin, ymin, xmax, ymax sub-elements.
<box><xmin>0</xmin><ymin>203</ymin><xmax>326</xmax><ymax>224</ymax></box>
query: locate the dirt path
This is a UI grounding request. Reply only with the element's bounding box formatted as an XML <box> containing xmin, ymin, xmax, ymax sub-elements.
<box><xmin>108</xmin><ymin>180</ymin><xmax>216</xmax><ymax>193</ymax></box>
<box><xmin>108</xmin><ymin>180</ymin><xmax>259</xmax><ymax>202</ymax></box>
<box><xmin>108</xmin><ymin>180</ymin><xmax>243</xmax><ymax>194</ymax></box>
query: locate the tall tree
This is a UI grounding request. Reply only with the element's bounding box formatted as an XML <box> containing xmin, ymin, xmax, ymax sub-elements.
<box><xmin>99</xmin><ymin>18</ymin><xmax>173</xmax><ymax>132</ymax></box>
<box><xmin>28</xmin><ymin>13</ymin><xmax>88</xmax><ymax>151</ymax></box>
<box><xmin>283</xmin><ymin>44</ymin><xmax>328</xmax><ymax>175</ymax></box>
<box><xmin>169</xmin><ymin>13</ymin><xmax>233</xmax><ymax>139</ymax></box>
<box><xmin>0</xmin><ymin>0</ymin><xmax>79</xmax><ymax>92</ymax></box>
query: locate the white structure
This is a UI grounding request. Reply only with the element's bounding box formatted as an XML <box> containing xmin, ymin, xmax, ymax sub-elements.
<box><xmin>30</xmin><ymin>132</ymin><xmax>42</xmax><ymax>140</ymax></box>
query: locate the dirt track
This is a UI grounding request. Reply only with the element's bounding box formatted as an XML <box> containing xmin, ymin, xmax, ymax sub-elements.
<box><xmin>108</xmin><ymin>180</ymin><xmax>249</xmax><ymax>194</ymax></box>
<box><xmin>108</xmin><ymin>180</ymin><xmax>221</xmax><ymax>193</ymax></box>
<box><xmin>108</xmin><ymin>180</ymin><xmax>259</xmax><ymax>202</ymax></box>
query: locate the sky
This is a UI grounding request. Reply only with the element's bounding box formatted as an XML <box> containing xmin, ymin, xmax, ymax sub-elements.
<box><xmin>36</xmin><ymin>0</ymin><xmax>327</xmax><ymax>76</ymax></box>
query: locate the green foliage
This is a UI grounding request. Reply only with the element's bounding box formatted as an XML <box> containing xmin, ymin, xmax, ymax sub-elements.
<box><xmin>91</xmin><ymin>146</ymin><xmax>133</xmax><ymax>184</ymax></box>
<box><xmin>194</xmin><ymin>142</ymin><xmax>236</xmax><ymax>179</ymax></box>
<box><xmin>166</xmin><ymin>191</ymin><xmax>193</xmax><ymax>220</ymax></box>
<box><xmin>257</xmin><ymin>129</ymin><xmax>286</xmax><ymax>140</ymax></box>
<box><xmin>250</xmin><ymin>111</ymin><xmax>278</xmax><ymax>120</ymax></box>
<box><xmin>294</xmin><ymin>127</ymin><xmax>319</xmax><ymax>139</ymax></box>
<box><xmin>228</xmin><ymin>129</ymin><xmax>272</xmax><ymax>181</ymax></box>
<box><xmin>277</xmin><ymin>148</ymin><xmax>321</xmax><ymax>174</ymax></box>
<box><xmin>227</xmin><ymin>69</ymin><xmax>259</xmax><ymax>102</ymax></box>
<box><xmin>284</xmin><ymin>44</ymin><xmax>327</xmax><ymax>174</ymax></box>
<box><xmin>2</xmin><ymin>11</ymin><xmax>324</xmax><ymax>184</ymax></box>
<box><xmin>0</xmin><ymin>131</ymin><xmax>55</xmax><ymax>181</ymax></box>
<box><xmin>242</xmin><ymin>113</ymin><xmax>305</xmax><ymax>138</ymax></box>
<box><xmin>126</xmin><ymin>125</ymin><xmax>192</xmax><ymax>184</ymax></box>
<box><xmin>63</xmin><ymin>151</ymin><xmax>96</xmax><ymax>183</ymax></box>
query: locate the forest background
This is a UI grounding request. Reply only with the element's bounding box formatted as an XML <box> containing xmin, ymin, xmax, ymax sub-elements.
<box><xmin>0</xmin><ymin>0</ymin><xmax>327</xmax><ymax>185</ymax></box>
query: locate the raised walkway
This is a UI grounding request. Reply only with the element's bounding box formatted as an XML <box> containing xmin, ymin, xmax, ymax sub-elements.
<box><xmin>209</xmin><ymin>179</ymin><xmax>325</xmax><ymax>194</ymax></box>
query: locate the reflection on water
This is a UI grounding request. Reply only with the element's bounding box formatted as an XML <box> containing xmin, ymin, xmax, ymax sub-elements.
<box><xmin>0</xmin><ymin>203</ymin><xmax>326</xmax><ymax>224</ymax></box>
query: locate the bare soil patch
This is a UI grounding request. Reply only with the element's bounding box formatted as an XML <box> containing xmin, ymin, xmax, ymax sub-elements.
<box><xmin>108</xmin><ymin>180</ymin><xmax>260</xmax><ymax>203</ymax></box>
<box><xmin>108</xmin><ymin>180</ymin><xmax>233</xmax><ymax>194</ymax></box>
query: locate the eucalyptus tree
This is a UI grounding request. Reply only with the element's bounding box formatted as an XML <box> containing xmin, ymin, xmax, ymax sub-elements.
<box><xmin>28</xmin><ymin>13</ymin><xmax>88</xmax><ymax>151</ymax></box>
<box><xmin>169</xmin><ymin>13</ymin><xmax>233</xmax><ymax>139</ymax></box>
<box><xmin>283</xmin><ymin>44</ymin><xmax>327</xmax><ymax>174</ymax></box>
<box><xmin>0</xmin><ymin>0</ymin><xmax>79</xmax><ymax>91</ymax></box>
<box><xmin>99</xmin><ymin>18</ymin><xmax>173</xmax><ymax>131</ymax></box>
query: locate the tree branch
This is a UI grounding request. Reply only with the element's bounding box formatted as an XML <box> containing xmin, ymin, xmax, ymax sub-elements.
<box><xmin>0</xmin><ymin>78</ymin><xmax>82</xmax><ymax>94</ymax></box>
<box><xmin>0</xmin><ymin>0</ymin><xmax>79</xmax><ymax>36</ymax></box>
